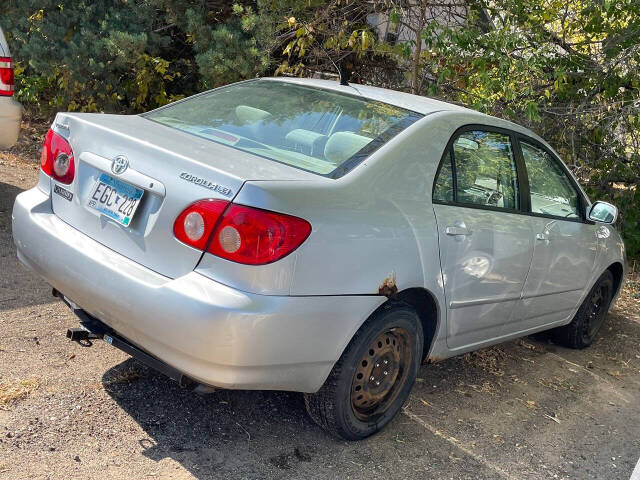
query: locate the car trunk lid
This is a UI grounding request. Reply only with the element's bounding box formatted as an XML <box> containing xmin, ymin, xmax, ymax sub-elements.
<box><xmin>49</xmin><ymin>112</ymin><xmax>316</xmax><ymax>279</ymax></box>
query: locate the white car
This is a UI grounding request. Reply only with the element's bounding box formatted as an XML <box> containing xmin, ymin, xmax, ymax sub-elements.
<box><xmin>12</xmin><ymin>78</ymin><xmax>625</xmax><ymax>439</ymax></box>
<box><xmin>0</xmin><ymin>25</ymin><xmax>21</xmax><ymax>149</ymax></box>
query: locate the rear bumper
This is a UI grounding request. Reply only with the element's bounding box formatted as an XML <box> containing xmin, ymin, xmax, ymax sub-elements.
<box><xmin>0</xmin><ymin>96</ymin><xmax>22</xmax><ymax>149</ymax></box>
<box><xmin>12</xmin><ymin>186</ymin><xmax>382</xmax><ymax>392</ymax></box>
<box><xmin>64</xmin><ymin>305</ymin><xmax>199</xmax><ymax>388</ymax></box>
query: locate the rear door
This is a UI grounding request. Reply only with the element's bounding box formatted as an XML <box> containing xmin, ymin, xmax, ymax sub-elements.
<box><xmin>508</xmin><ymin>138</ymin><xmax>598</xmax><ymax>332</ymax></box>
<box><xmin>432</xmin><ymin>127</ymin><xmax>534</xmax><ymax>350</ymax></box>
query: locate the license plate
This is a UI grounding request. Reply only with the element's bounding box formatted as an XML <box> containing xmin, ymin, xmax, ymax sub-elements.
<box><xmin>87</xmin><ymin>173</ymin><xmax>143</xmax><ymax>226</ymax></box>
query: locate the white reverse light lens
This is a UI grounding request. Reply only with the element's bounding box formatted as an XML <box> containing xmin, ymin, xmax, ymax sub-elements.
<box><xmin>219</xmin><ymin>225</ymin><xmax>241</xmax><ymax>253</ymax></box>
<box><xmin>184</xmin><ymin>212</ymin><xmax>205</xmax><ymax>241</ymax></box>
<box><xmin>53</xmin><ymin>152</ymin><xmax>70</xmax><ymax>177</ymax></box>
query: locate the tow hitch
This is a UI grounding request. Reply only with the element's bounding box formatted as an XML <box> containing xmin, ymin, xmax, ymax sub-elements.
<box><xmin>54</xmin><ymin>288</ymin><xmax>199</xmax><ymax>389</ymax></box>
<box><xmin>66</xmin><ymin>327</ymin><xmax>99</xmax><ymax>342</ymax></box>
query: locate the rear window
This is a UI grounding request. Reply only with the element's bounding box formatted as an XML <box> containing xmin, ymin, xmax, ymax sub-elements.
<box><xmin>144</xmin><ymin>80</ymin><xmax>422</xmax><ymax>178</ymax></box>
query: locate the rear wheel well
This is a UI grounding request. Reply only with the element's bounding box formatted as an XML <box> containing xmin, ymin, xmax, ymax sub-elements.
<box><xmin>385</xmin><ymin>288</ymin><xmax>439</xmax><ymax>361</ymax></box>
<box><xmin>607</xmin><ymin>262</ymin><xmax>624</xmax><ymax>298</ymax></box>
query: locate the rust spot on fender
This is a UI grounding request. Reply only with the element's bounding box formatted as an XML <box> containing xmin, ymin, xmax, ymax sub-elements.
<box><xmin>378</xmin><ymin>272</ymin><xmax>398</xmax><ymax>297</ymax></box>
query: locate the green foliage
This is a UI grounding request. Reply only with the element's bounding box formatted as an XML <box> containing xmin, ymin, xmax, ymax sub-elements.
<box><xmin>3</xmin><ymin>1</ymin><xmax>161</xmax><ymax>112</ymax></box>
<box><xmin>418</xmin><ymin>0</ymin><xmax>640</xmax><ymax>255</ymax></box>
<box><xmin>183</xmin><ymin>3</ymin><xmax>274</xmax><ymax>88</ymax></box>
<box><xmin>1</xmin><ymin>0</ymin><xmax>276</xmax><ymax>113</ymax></box>
<box><xmin>271</xmin><ymin>0</ymin><xmax>376</xmax><ymax>78</ymax></box>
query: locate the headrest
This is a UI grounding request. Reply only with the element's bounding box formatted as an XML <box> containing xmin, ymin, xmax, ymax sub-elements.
<box><xmin>324</xmin><ymin>131</ymin><xmax>373</xmax><ymax>164</ymax></box>
<box><xmin>235</xmin><ymin>105</ymin><xmax>272</xmax><ymax>124</ymax></box>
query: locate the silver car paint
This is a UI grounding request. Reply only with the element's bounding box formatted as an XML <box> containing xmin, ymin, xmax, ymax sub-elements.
<box><xmin>228</xmin><ymin>106</ymin><xmax>625</xmax><ymax>357</ymax></box>
<box><xmin>13</xmin><ymin>184</ymin><xmax>384</xmax><ymax>391</ymax></box>
<box><xmin>12</xmin><ymin>78</ymin><xmax>626</xmax><ymax>392</ymax></box>
<box><xmin>513</xmin><ymin>217</ymin><xmax>598</xmax><ymax>330</ymax></box>
<box><xmin>434</xmin><ymin>204</ymin><xmax>535</xmax><ymax>350</ymax></box>
<box><xmin>48</xmin><ymin>113</ymin><xmax>318</xmax><ymax>279</ymax></box>
<box><xmin>0</xmin><ymin>26</ymin><xmax>22</xmax><ymax>149</ymax></box>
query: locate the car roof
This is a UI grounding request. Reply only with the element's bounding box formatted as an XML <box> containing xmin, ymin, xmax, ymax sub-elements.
<box><xmin>263</xmin><ymin>76</ymin><xmax>472</xmax><ymax>116</ymax></box>
<box><xmin>262</xmin><ymin>77</ymin><xmax>540</xmax><ymax>140</ymax></box>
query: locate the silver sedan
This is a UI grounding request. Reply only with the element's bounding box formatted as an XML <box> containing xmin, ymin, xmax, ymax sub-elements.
<box><xmin>12</xmin><ymin>78</ymin><xmax>625</xmax><ymax>439</ymax></box>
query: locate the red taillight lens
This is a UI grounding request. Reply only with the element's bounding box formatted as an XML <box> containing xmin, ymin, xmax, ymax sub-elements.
<box><xmin>173</xmin><ymin>199</ymin><xmax>229</xmax><ymax>250</ymax></box>
<box><xmin>208</xmin><ymin>204</ymin><xmax>312</xmax><ymax>265</ymax></box>
<box><xmin>0</xmin><ymin>57</ymin><xmax>14</xmax><ymax>96</ymax></box>
<box><xmin>174</xmin><ymin>201</ymin><xmax>312</xmax><ymax>264</ymax></box>
<box><xmin>40</xmin><ymin>128</ymin><xmax>75</xmax><ymax>184</ymax></box>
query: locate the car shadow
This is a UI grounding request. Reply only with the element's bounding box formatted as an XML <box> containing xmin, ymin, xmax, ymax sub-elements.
<box><xmin>102</xmin><ymin>356</ymin><xmax>506</xmax><ymax>479</ymax></box>
<box><xmin>102</xmin><ymin>359</ymin><xmax>357</xmax><ymax>478</ymax></box>
<box><xmin>101</xmin><ymin>304</ymin><xmax>640</xmax><ymax>479</ymax></box>
<box><xmin>0</xmin><ymin>180</ymin><xmax>55</xmax><ymax>311</ymax></box>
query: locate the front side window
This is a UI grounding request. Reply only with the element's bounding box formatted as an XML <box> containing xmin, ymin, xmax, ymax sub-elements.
<box><xmin>520</xmin><ymin>141</ymin><xmax>580</xmax><ymax>219</ymax></box>
<box><xmin>144</xmin><ymin>80</ymin><xmax>421</xmax><ymax>177</ymax></box>
<box><xmin>434</xmin><ymin>129</ymin><xmax>519</xmax><ymax>210</ymax></box>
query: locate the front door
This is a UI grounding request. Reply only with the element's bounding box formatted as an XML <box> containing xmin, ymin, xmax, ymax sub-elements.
<box><xmin>509</xmin><ymin>139</ymin><xmax>598</xmax><ymax>333</ymax></box>
<box><xmin>432</xmin><ymin>128</ymin><xmax>534</xmax><ymax>350</ymax></box>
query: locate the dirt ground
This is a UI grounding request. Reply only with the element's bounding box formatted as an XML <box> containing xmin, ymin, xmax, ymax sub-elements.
<box><xmin>1</xmin><ymin>123</ymin><xmax>640</xmax><ymax>479</ymax></box>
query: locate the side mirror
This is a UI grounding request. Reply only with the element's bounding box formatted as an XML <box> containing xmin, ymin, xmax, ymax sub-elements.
<box><xmin>588</xmin><ymin>201</ymin><xmax>618</xmax><ymax>224</ymax></box>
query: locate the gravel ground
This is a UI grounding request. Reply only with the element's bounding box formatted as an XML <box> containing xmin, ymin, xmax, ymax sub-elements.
<box><xmin>1</xmin><ymin>125</ymin><xmax>640</xmax><ymax>479</ymax></box>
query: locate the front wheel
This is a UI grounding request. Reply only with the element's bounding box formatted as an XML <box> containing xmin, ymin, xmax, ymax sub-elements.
<box><xmin>304</xmin><ymin>304</ymin><xmax>423</xmax><ymax>440</ymax></box>
<box><xmin>551</xmin><ymin>270</ymin><xmax>614</xmax><ymax>349</ymax></box>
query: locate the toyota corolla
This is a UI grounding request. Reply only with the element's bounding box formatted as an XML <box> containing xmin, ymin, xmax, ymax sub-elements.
<box><xmin>12</xmin><ymin>78</ymin><xmax>625</xmax><ymax>439</ymax></box>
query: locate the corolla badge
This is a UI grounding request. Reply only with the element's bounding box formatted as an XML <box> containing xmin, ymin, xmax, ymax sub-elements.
<box><xmin>179</xmin><ymin>172</ymin><xmax>233</xmax><ymax>197</ymax></box>
<box><xmin>111</xmin><ymin>155</ymin><xmax>129</xmax><ymax>175</ymax></box>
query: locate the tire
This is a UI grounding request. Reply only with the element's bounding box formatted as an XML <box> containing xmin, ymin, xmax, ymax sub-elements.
<box><xmin>304</xmin><ymin>303</ymin><xmax>424</xmax><ymax>440</ymax></box>
<box><xmin>551</xmin><ymin>270</ymin><xmax>614</xmax><ymax>349</ymax></box>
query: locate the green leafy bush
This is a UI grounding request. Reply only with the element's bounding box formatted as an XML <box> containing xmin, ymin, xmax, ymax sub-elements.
<box><xmin>1</xmin><ymin>0</ymin><xmax>275</xmax><ymax>113</ymax></box>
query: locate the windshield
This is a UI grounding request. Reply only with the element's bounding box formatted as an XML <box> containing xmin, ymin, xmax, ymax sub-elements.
<box><xmin>144</xmin><ymin>80</ymin><xmax>422</xmax><ymax>178</ymax></box>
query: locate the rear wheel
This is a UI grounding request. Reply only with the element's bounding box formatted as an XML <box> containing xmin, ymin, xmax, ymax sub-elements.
<box><xmin>551</xmin><ymin>270</ymin><xmax>614</xmax><ymax>349</ymax></box>
<box><xmin>304</xmin><ymin>304</ymin><xmax>423</xmax><ymax>440</ymax></box>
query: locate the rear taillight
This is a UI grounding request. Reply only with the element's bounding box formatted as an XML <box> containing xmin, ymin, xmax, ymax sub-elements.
<box><xmin>173</xmin><ymin>199</ymin><xmax>229</xmax><ymax>250</ymax></box>
<box><xmin>208</xmin><ymin>204</ymin><xmax>312</xmax><ymax>264</ymax></box>
<box><xmin>0</xmin><ymin>57</ymin><xmax>14</xmax><ymax>96</ymax></box>
<box><xmin>40</xmin><ymin>128</ymin><xmax>75</xmax><ymax>184</ymax></box>
<box><xmin>174</xmin><ymin>201</ymin><xmax>312</xmax><ymax>265</ymax></box>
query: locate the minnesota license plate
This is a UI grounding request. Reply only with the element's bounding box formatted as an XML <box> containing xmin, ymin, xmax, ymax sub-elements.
<box><xmin>87</xmin><ymin>173</ymin><xmax>143</xmax><ymax>226</ymax></box>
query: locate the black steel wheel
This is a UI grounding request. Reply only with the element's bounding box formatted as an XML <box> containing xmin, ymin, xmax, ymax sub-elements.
<box><xmin>350</xmin><ymin>328</ymin><xmax>412</xmax><ymax>421</ymax></box>
<box><xmin>551</xmin><ymin>270</ymin><xmax>614</xmax><ymax>349</ymax></box>
<box><xmin>304</xmin><ymin>304</ymin><xmax>423</xmax><ymax>440</ymax></box>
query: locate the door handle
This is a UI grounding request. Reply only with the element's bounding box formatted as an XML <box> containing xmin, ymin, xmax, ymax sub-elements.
<box><xmin>446</xmin><ymin>225</ymin><xmax>472</xmax><ymax>236</ymax></box>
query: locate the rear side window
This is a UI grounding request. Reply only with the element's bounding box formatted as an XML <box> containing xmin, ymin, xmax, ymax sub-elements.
<box><xmin>520</xmin><ymin>141</ymin><xmax>580</xmax><ymax>219</ymax></box>
<box><xmin>433</xmin><ymin>151</ymin><xmax>454</xmax><ymax>202</ymax></box>
<box><xmin>434</xmin><ymin>130</ymin><xmax>519</xmax><ymax>210</ymax></box>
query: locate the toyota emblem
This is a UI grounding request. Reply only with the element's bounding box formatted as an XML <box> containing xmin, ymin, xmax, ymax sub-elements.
<box><xmin>111</xmin><ymin>155</ymin><xmax>129</xmax><ymax>175</ymax></box>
